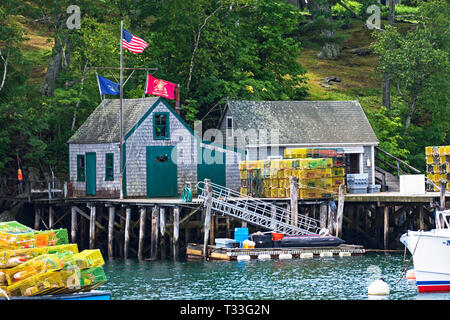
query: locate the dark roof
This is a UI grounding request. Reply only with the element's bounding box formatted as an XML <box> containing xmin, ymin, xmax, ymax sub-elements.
<box><xmin>68</xmin><ymin>98</ymin><xmax>159</xmax><ymax>144</ymax></box>
<box><xmin>226</xmin><ymin>100</ymin><xmax>379</xmax><ymax>145</ymax></box>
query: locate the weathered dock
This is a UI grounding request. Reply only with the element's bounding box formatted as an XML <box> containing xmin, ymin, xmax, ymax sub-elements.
<box><xmin>186</xmin><ymin>243</ymin><xmax>365</xmax><ymax>261</ymax></box>
<box><xmin>1</xmin><ymin>184</ymin><xmax>447</xmax><ymax>261</ymax></box>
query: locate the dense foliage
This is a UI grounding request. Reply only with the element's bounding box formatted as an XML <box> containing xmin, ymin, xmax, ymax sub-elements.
<box><xmin>0</xmin><ymin>0</ymin><xmax>448</xmax><ymax>180</ymax></box>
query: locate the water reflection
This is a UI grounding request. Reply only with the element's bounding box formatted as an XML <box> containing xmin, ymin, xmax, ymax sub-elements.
<box><xmin>100</xmin><ymin>253</ymin><xmax>448</xmax><ymax>300</ymax></box>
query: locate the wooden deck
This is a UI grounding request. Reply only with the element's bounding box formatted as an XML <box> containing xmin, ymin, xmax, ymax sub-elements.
<box><xmin>186</xmin><ymin>243</ymin><xmax>365</xmax><ymax>261</ymax></box>
<box><xmin>343</xmin><ymin>191</ymin><xmax>443</xmax><ymax>203</ymax></box>
<box><xmin>55</xmin><ymin>191</ymin><xmax>444</xmax><ymax>204</ymax></box>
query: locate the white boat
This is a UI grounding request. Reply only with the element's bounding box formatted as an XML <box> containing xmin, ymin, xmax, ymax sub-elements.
<box><xmin>400</xmin><ymin>209</ymin><xmax>450</xmax><ymax>293</ymax></box>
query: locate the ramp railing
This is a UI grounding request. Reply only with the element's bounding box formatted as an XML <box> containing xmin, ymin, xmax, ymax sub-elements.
<box><xmin>196</xmin><ymin>181</ymin><xmax>322</xmax><ymax>235</ymax></box>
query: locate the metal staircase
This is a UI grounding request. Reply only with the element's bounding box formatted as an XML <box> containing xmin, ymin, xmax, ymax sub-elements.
<box><xmin>196</xmin><ymin>181</ymin><xmax>323</xmax><ymax>235</ymax></box>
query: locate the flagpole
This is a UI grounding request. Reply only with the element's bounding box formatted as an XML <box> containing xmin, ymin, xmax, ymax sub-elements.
<box><xmin>94</xmin><ymin>71</ymin><xmax>103</xmax><ymax>101</ymax></box>
<box><xmin>119</xmin><ymin>20</ymin><xmax>124</xmax><ymax>199</ymax></box>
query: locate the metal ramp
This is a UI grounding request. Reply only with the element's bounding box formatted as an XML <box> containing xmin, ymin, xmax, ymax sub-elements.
<box><xmin>196</xmin><ymin>181</ymin><xmax>323</xmax><ymax>235</ymax></box>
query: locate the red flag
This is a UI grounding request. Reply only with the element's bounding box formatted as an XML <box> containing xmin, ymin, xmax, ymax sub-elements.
<box><xmin>145</xmin><ymin>74</ymin><xmax>176</xmax><ymax>99</ymax></box>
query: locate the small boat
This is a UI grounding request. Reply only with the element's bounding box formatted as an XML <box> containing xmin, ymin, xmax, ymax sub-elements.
<box><xmin>280</xmin><ymin>234</ymin><xmax>345</xmax><ymax>248</ymax></box>
<box><xmin>0</xmin><ymin>290</ymin><xmax>111</xmax><ymax>300</ymax></box>
<box><xmin>400</xmin><ymin>209</ymin><xmax>450</xmax><ymax>293</ymax></box>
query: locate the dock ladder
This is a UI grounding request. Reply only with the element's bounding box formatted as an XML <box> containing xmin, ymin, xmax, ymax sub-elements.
<box><xmin>196</xmin><ymin>181</ymin><xmax>323</xmax><ymax>235</ymax></box>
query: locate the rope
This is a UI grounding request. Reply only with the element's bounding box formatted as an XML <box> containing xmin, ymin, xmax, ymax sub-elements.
<box><xmin>392</xmin><ymin>231</ymin><xmax>423</xmax><ymax>286</ymax></box>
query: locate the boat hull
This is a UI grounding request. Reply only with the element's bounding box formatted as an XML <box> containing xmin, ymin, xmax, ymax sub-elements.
<box><xmin>400</xmin><ymin>230</ymin><xmax>450</xmax><ymax>293</ymax></box>
<box><xmin>0</xmin><ymin>290</ymin><xmax>111</xmax><ymax>300</ymax></box>
<box><xmin>280</xmin><ymin>235</ymin><xmax>345</xmax><ymax>248</ymax></box>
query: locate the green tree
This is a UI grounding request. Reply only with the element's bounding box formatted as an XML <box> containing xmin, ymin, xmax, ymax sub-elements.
<box><xmin>372</xmin><ymin>0</ymin><xmax>449</xmax><ymax>133</ymax></box>
<box><xmin>145</xmin><ymin>0</ymin><xmax>308</xmax><ymax>127</ymax></box>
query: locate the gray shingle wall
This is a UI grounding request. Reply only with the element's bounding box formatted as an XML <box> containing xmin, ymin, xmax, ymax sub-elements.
<box><xmin>363</xmin><ymin>146</ymin><xmax>374</xmax><ymax>185</ymax></box>
<box><xmin>125</xmin><ymin>101</ymin><xmax>197</xmax><ymax>197</ymax></box>
<box><xmin>69</xmin><ymin>142</ymin><xmax>120</xmax><ymax>196</ymax></box>
<box><xmin>218</xmin><ymin>107</ymin><xmax>239</xmax><ymax>149</ymax></box>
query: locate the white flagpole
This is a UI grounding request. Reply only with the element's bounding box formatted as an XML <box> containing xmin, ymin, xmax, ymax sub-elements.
<box><xmin>94</xmin><ymin>71</ymin><xmax>103</xmax><ymax>101</ymax></box>
<box><xmin>142</xmin><ymin>70</ymin><xmax>148</xmax><ymax>99</ymax></box>
<box><xmin>119</xmin><ymin>20</ymin><xmax>124</xmax><ymax>199</ymax></box>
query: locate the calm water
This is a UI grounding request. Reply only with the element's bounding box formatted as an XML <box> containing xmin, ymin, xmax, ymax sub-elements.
<box><xmin>101</xmin><ymin>253</ymin><xmax>450</xmax><ymax>300</ymax></box>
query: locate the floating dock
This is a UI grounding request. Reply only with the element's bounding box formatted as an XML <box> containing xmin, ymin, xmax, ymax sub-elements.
<box><xmin>186</xmin><ymin>243</ymin><xmax>365</xmax><ymax>261</ymax></box>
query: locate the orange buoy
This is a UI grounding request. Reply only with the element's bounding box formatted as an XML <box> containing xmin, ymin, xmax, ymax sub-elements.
<box><xmin>406</xmin><ymin>269</ymin><xmax>416</xmax><ymax>281</ymax></box>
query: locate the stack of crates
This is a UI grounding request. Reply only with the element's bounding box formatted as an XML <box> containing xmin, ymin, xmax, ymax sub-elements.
<box><xmin>0</xmin><ymin>221</ymin><xmax>107</xmax><ymax>297</ymax></box>
<box><xmin>426</xmin><ymin>146</ymin><xmax>450</xmax><ymax>192</ymax></box>
<box><xmin>239</xmin><ymin>148</ymin><xmax>346</xmax><ymax>199</ymax></box>
<box><xmin>0</xmin><ymin>221</ymin><xmax>69</xmax><ymax>250</ymax></box>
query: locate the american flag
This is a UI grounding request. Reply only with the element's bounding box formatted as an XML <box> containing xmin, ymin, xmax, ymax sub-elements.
<box><xmin>122</xmin><ymin>28</ymin><xmax>149</xmax><ymax>53</ymax></box>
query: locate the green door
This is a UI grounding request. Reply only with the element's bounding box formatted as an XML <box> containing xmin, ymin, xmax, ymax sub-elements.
<box><xmin>146</xmin><ymin>146</ymin><xmax>178</xmax><ymax>197</ymax></box>
<box><xmin>85</xmin><ymin>152</ymin><xmax>96</xmax><ymax>196</ymax></box>
<box><xmin>197</xmin><ymin>146</ymin><xmax>226</xmax><ymax>190</ymax></box>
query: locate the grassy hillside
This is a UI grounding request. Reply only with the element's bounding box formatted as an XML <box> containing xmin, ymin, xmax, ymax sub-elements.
<box><xmin>18</xmin><ymin>17</ymin><xmax>384</xmax><ymax>103</ymax></box>
<box><xmin>13</xmin><ymin>14</ymin><xmax>54</xmax><ymax>85</ymax></box>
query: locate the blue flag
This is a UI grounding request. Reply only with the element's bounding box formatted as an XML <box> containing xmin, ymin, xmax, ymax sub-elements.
<box><xmin>97</xmin><ymin>75</ymin><xmax>120</xmax><ymax>95</ymax></box>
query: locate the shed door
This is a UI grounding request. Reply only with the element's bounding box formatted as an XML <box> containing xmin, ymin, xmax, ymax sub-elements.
<box><xmin>85</xmin><ymin>152</ymin><xmax>96</xmax><ymax>196</ymax></box>
<box><xmin>146</xmin><ymin>146</ymin><xmax>177</xmax><ymax>197</ymax></box>
<box><xmin>197</xmin><ymin>146</ymin><xmax>226</xmax><ymax>189</ymax></box>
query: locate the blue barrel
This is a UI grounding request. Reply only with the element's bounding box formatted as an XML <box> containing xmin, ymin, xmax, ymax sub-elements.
<box><xmin>234</xmin><ymin>228</ymin><xmax>249</xmax><ymax>243</ymax></box>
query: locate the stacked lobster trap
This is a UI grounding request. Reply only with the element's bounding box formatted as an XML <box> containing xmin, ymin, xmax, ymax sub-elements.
<box><xmin>426</xmin><ymin>146</ymin><xmax>450</xmax><ymax>192</ymax></box>
<box><xmin>0</xmin><ymin>221</ymin><xmax>107</xmax><ymax>297</ymax></box>
<box><xmin>239</xmin><ymin>148</ymin><xmax>346</xmax><ymax>199</ymax></box>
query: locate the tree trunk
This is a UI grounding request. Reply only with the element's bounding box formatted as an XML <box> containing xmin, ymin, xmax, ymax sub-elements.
<box><xmin>404</xmin><ymin>98</ymin><xmax>417</xmax><ymax>132</ymax></box>
<box><xmin>186</xmin><ymin>4</ymin><xmax>223</xmax><ymax>94</ymax></box>
<box><xmin>41</xmin><ymin>14</ymin><xmax>69</xmax><ymax>97</ymax></box>
<box><xmin>71</xmin><ymin>62</ymin><xmax>89</xmax><ymax>130</ymax></box>
<box><xmin>381</xmin><ymin>71</ymin><xmax>391</xmax><ymax>111</ymax></box>
<box><xmin>41</xmin><ymin>50</ymin><xmax>63</xmax><ymax>96</ymax></box>
<box><xmin>0</xmin><ymin>50</ymin><xmax>8</xmax><ymax>92</ymax></box>
<box><xmin>388</xmin><ymin>0</ymin><xmax>396</xmax><ymax>26</ymax></box>
<box><xmin>381</xmin><ymin>1</ymin><xmax>395</xmax><ymax>113</ymax></box>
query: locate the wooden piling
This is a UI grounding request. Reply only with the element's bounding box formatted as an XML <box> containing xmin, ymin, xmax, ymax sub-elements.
<box><xmin>319</xmin><ymin>202</ymin><xmax>327</xmax><ymax>229</ymax></box>
<box><xmin>440</xmin><ymin>179</ymin><xmax>446</xmax><ymax>209</ymax></box>
<box><xmin>49</xmin><ymin>206</ymin><xmax>54</xmax><ymax>229</ymax></box>
<box><xmin>327</xmin><ymin>203</ymin><xmax>335</xmax><ymax>236</ymax></box>
<box><xmin>124</xmin><ymin>207</ymin><xmax>131</xmax><ymax>259</ymax></box>
<box><xmin>71</xmin><ymin>206</ymin><xmax>77</xmax><ymax>243</ymax></box>
<box><xmin>289</xmin><ymin>176</ymin><xmax>299</xmax><ymax>233</ymax></box>
<box><xmin>138</xmin><ymin>206</ymin><xmax>147</xmax><ymax>260</ymax></box>
<box><xmin>336</xmin><ymin>184</ymin><xmax>345</xmax><ymax>238</ymax></box>
<box><xmin>173</xmin><ymin>206</ymin><xmax>180</xmax><ymax>261</ymax></box>
<box><xmin>418</xmin><ymin>205</ymin><xmax>424</xmax><ymax>231</ymax></box>
<box><xmin>209</xmin><ymin>213</ymin><xmax>215</xmax><ymax>245</ymax></box>
<box><xmin>160</xmin><ymin>207</ymin><xmax>166</xmax><ymax>260</ymax></box>
<box><xmin>270</xmin><ymin>201</ymin><xmax>277</xmax><ymax>230</ymax></box>
<box><xmin>150</xmin><ymin>205</ymin><xmax>159</xmax><ymax>261</ymax></box>
<box><xmin>89</xmin><ymin>204</ymin><xmax>96</xmax><ymax>249</ymax></box>
<box><xmin>108</xmin><ymin>206</ymin><xmax>115</xmax><ymax>260</ymax></box>
<box><xmin>384</xmin><ymin>205</ymin><xmax>389</xmax><ymax>250</ymax></box>
<box><xmin>34</xmin><ymin>207</ymin><xmax>40</xmax><ymax>230</ymax></box>
<box><xmin>203</xmin><ymin>179</ymin><xmax>212</xmax><ymax>260</ymax></box>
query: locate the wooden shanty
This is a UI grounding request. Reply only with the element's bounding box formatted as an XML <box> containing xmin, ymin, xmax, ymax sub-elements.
<box><xmin>67</xmin><ymin>97</ymin><xmax>243</xmax><ymax>198</ymax></box>
<box><xmin>218</xmin><ymin>100</ymin><xmax>379</xmax><ymax>187</ymax></box>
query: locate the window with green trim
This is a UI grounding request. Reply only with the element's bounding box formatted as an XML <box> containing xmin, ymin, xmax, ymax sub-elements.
<box><xmin>153</xmin><ymin>112</ymin><xmax>169</xmax><ymax>139</ymax></box>
<box><xmin>76</xmin><ymin>155</ymin><xmax>85</xmax><ymax>181</ymax></box>
<box><xmin>105</xmin><ymin>153</ymin><xmax>114</xmax><ymax>181</ymax></box>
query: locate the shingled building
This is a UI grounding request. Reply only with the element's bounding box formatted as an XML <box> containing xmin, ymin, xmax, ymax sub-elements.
<box><xmin>68</xmin><ymin>97</ymin><xmax>242</xmax><ymax>198</ymax></box>
<box><xmin>218</xmin><ymin>100</ymin><xmax>379</xmax><ymax>186</ymax></box>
